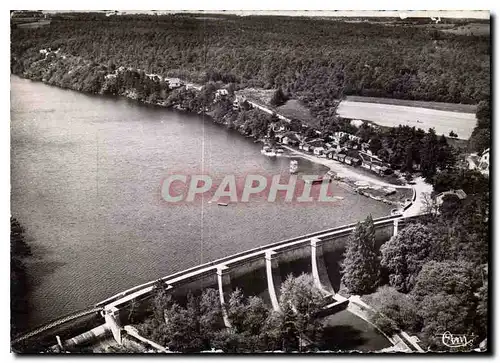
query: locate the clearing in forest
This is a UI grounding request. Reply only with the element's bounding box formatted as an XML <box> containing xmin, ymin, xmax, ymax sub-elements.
<box><xmin>336</xmin><ymin>99</ymin><xmax>477</xmax><ymax>140</ymax></box>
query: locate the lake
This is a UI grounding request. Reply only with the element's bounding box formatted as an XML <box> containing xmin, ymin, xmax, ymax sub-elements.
<box><xmin>10</xmin><ymin>75</ymin><xmax>391</xmax><ymax>329</ymax></box>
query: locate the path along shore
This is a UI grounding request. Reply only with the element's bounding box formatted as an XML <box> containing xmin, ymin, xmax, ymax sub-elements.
<box><xmin>237</xmin><ymin>91</ymin><xmax>433</xmax><ymax>217</ymax></box>
<box><xmin>281</xmin><ymin>145</ymin><xmax>432</xmax><ymax>217</ymax></box>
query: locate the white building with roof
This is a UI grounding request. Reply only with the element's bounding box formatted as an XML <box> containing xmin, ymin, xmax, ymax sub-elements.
<box><xmin>478</xmin><ymin>148</ymin><xmax>490</xmax><ymax>175</ymax></box>
<box><xmin>165</xmin><ymin>78</ymin><xmax>182</xmax><ymax>89</ymax></box>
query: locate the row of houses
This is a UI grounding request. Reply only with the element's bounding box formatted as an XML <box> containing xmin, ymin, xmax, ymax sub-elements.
<box><xmin>279</xmin><ymin>132</ymin><xmax>393</xmax><ymax>176</ymax></box>
<box><xmin>224</xmin><ymin>92</ymin><xmax>395</xmax><ymax>178</ymax></box>
<box><xmin>331</xmin><ymin>153</ymin><xmax>361</xmax><ymax>166</ymax></box>
<box><xmin>358</xmin><ymin>151</ymin><xmax>393</xmax><ymax>175</ymax></box>
<box><xmin>101</xmin><ymin>66</ymin><xmax>185</xmax><ymax>90</ymax></box>
<box><xmin>435</xmin><ymin>189</ymin><xmax>467</xmax><ymax>205</ymax></box>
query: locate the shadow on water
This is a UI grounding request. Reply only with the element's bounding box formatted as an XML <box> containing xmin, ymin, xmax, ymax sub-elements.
<box><xmin>26</xmin><ymin>260</ymin><xmax>66</xmax><ymax>285</ymax></box>
<box><xmin>317</xmin><ymin>324</ymin><xmax>367</xmax><ymax>352</ymax></box>
<box><xmin>317</xmin><ymin>309</ymin><xmax>392</xmax><ymax>352</ymax></box>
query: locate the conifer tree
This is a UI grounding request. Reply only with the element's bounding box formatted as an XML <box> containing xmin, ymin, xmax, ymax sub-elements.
<box><xmin>341</xmin><ymin>215</ymin><xmax>380</xmax><ymax>294</ymax></box>
<box><xmin>270</xmin><ymin>88</ymin><xmax>287</xmax><ymax>107</ymax></box>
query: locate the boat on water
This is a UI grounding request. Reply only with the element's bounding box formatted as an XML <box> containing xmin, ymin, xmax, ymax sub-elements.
<box><xmin>261</xmin><ymin>145</ymin><xmax>277</xmax><ymax>157</ymax></box>
<box><xmin>290</xmin><ymin>160</ymin><xmax>299</xmax><ymax>174</ymax></box>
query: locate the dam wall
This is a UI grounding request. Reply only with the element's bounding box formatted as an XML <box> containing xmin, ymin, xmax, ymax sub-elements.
<box><xmin>13</xmin><ymin>214</ymin><xmax>423</xmax><ymax>350</ymax></box>
<box><xmin>12</xmin><ymin>309</ymin><xmax>104</xmax><ymax>353</ymax></box>
<box><xmin>98</xmin><ymin>215</ymin><xmax>421</xmax><ymax>339</ymax></box>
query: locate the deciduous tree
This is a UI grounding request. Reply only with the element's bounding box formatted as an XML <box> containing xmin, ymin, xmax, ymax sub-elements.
<box><xmin>278</xmin><ymin>273</ymin><xmax>325</xmax><ymax>351</ymax></box>
<box><xmin>412</xmin><ymin>260</ymin><xmax>483</xmax><ymax>350</ymax></box>
<box><xmin>380</xmin><ymin>223</ymin><xmax>436</xmax><ymax>293</ymax></box>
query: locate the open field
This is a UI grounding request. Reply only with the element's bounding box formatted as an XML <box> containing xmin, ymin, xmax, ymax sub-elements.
<box><xmin>16</xmin><ymin>20</ymin><xmax>51</xmax><ymax>29</ymax></box>
<box><xmin>237</xmin><ymin>88</ymin><xmax>275</xmax><ymax>108</ymax></box>
<box><xmin>344</xmin><ymin>95</ymin><xmax>477</xmax><ymax>113</ymax></box>
<box><xmin>336</xmin><ymin>100</ymin><xmax>477</xmax><ymax>140</ymax></box>
<box><xmin>238</xmin><ymin>89</ymin><xmax>321</xmax><ymax>128</ymax></box>
<box><xmin>277</xmin><ymin>99</ymin><xmax>320</xmax><ymax>128</ymax></box>
<box><xmin>441</xmin><ymin>22</ymin><xmax>490</xmax><ymax>36</ymax></box>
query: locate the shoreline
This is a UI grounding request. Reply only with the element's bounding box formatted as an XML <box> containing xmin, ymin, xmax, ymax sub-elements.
<box><xmin>283</xmin><ymin>145</ymin><xmax>399</xmax><ymax>188</ymax></box>
<box><xmin>12</xmin><ymin>73</ymin><xmax>427</xmax><ymax>212</ymax></box>
<box><xmin>279</xmin><ymin>145</ymin><xmax>426</xmax><ymax>211</ymax></box>
<box><xmin>11</xmin><ymin>74</ymin><xmax>428</xmax><ymax>337</ymax></box>
<box><xmin>11</xmin><ymin>73</ymin><xmax>250</xmax><ymax>136</ymax></box>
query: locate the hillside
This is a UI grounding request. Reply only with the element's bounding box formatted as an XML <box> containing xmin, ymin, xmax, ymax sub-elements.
<box><xmin>11</xmin><ymin>13</ymin><xmax>490</xmax><ymax>126</ymax></box>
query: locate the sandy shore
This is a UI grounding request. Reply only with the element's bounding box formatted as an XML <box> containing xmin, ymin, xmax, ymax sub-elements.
<box><xmin>281</xmin><ymin>145</ymin><xmax>433</xmax><ymax>216</ymax></box>
<box><xmin>282</xmin><ymin>145</ymin><xmax>399</xmax><ymax>188</ymax></box>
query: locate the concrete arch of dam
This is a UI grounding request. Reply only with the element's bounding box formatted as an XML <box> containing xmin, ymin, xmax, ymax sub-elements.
<box><xmin>13</xmin><ymin>214</ymin><xmax>422</xmax><ymax>351</ymax></box>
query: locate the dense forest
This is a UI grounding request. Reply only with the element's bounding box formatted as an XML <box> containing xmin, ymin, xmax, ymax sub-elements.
<box><xmin>11</xmin><ymin>13</ymin><xmax>490</xmax><ymax>110</ymax></box>
<box><xmin>131</xmin><ymin>274</ymin><xmax>338</xmax><ymax>353</ymax></box>
<box><xmin>10</xmin><ymin>13</ymin><xmax>489</xmax><ymax>180</ymax></box>
<box><xmin>469</xmin><ymin>99</ymin><xmax>491</xmax><ymax>153</ymax></box>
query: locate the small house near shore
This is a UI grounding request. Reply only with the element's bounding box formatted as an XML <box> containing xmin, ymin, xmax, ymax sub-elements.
<box><xmin>313</xmin><ymin>147</ymin><xmax>326</xmax><ymax>156</ymax></box>
<box><xmin>165</xmin><ymin>77</ymin><xmax>182</xmax><ymax>89</ymax></box>
<box><xmin>478</xmin><ymin>148</ymin><xmax>490</xmax><ymax>175</ymax></box>
<box><xmin>215</xmin><ymin>88</ymin><xmax>229</xmax><ymax>101</ymax></box>
<box><xmin>332</xmin><ymin>131</ymin><xmax>361</xmax><ymax>144</ymax></box>
<box><xmin>335</xmin><ymin>153</ymin><xmax>347</xmax><ymax>162</ymax></box>
<box><xmin>300</xmin><ymin>143</ymin><xmax>312</xmax><ymax>152</ymax></box>
<box><xmin>277</xmin><ymin>133</ymin><xmax>299</xmax><ymax>146</ymax></box>
<box><xmin>326</xmin><ymin>149</ymin><xmax>336</xmax><ymax>159</ymax></box>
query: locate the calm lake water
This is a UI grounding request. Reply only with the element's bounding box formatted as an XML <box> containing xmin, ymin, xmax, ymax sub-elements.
<box><xmin>10</xmin><ymin>76</ymin><xmax>391</xmax><ymax>329</ymax></box>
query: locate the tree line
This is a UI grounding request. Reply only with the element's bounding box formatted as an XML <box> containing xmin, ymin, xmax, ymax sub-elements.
<box><xmin>136</xmin><ymin>274</ymin><xmax>331</xmax><ymax>353</ymax></box>
<box><xmin>469</xmin><ymin>98</ymin><xmax>491</xmax><ymax>153</ymax></box>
